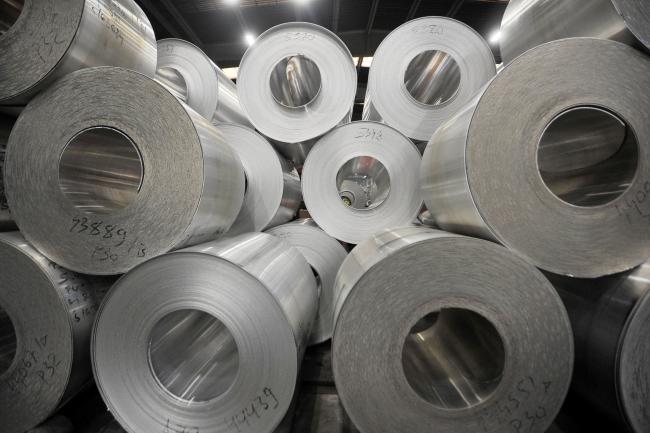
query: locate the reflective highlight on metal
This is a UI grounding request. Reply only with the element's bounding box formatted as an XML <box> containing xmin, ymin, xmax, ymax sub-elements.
<box><xmin>238</xmin><ymin>22</ymin><xmax>357</xmax><ymax>146</ymax></box>
<box><xmin>266</xmin><ymin>219</ymin><xmax>348</xmax><ymax>345</ymax></box>
<box><xmin>156</xmin><ymin>39</ymin><xmax>251</xmax><ymax>127</ymax></box>
<box><xmin>404</xmin><ymin>50</ymin><xmax>461</xmax><ymax>107</ymax></box>
<box><xmin>0</xmin><ymin>0</ymin><xmax>157</xmax><ymax>107</ymax></box>
<box><xmin>421</xmin><ymin>38</ymin><xmax>650</xmax><ymax>278</ymax></box>
<box><xmin>270</xmin><ymin>55</ymin><xmax>322</xmax><ymax>109</ymax></box>
<box><xmin>302</xmin><ymin>121</ymin><xmax>421</xmax><ymax>244</ymax></box>
<box><xmin>547</xmin><ymin>262</ymin><xmax>650</xmax><ymax>433</ymax></box>
<box><xmin>500</xmin><ymin>0</ymin><xmax>650</xmax><ymax>64</ymax></box>
<box><xmin>92</xmin><ymin>233</ymin><xmax>318</xmax><ymax>433</ymax></box>
<box><xmin>537</xmin><ymin>106</ymin><xmax>638</xmax><ymax>207</ymax></box>
<box><xmin>58</xmin><ymin>127</ymin><xmax>144</xmax><ymax>215</ymax></box>
<box><xmin>332</xmin><ymin>226</ymin><xmax>573</xmax><ymax>433</ymax></box>
<box><xmin>0</xmin><ymin>114</ymin><xmax>15</xmax><ymax>230</ymax></box>
<box><xmin>0</xmin><ymin>0</ymin><xmax>23</xmax><ymax>35</ymax></box>
<box><xmin>363</xmin><ymin>17</ymin><xmax>495</xmax><ymax>141</ymax></box>
<box><xmin>0</xmin><ymin>232</ymin><xmax>109</xmax><ymax>433</ymax></box>
<box><xmin>402</xmin><ymin>308</ymin><xmax>505</xmax><ymax>410</ymax></box>
<box><xmin>221</xmin><ymin>124</ymin><xmax>301</xmax><ymax>236</ymax></box>
<box><xmin>5</xmin><ymin>67</ymin><xmax>245</xmax><ymax>275</ymax></box>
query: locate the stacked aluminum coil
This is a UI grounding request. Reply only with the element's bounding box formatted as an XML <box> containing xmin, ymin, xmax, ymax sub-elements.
<box><xmin>0</xmin><ymin>1</ymin><xmax>649</xmax><ymax>432</ymax></box>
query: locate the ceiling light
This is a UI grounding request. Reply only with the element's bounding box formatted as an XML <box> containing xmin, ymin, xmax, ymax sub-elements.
<box><xmin>489</xmin><ymin>30</ymin><xmax>501</xmax><ymax>45</ymax></box>
<box><xmin>245</xmin><ymin>33</ymin><xmax>256</xmax><ymax>46</ymax></box>
<box><xmin>224</xmin><ymin>0</ymin><xmax>239</xmax><ymax>5</ymax></box>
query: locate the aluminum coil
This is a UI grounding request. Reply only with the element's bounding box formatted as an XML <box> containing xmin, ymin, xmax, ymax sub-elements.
<box><xmin>156</xmin><ymin>39</ymin><xmax>252</xmax><ymax>128</ymax></box>
<box><xmin>421</xmin><ymin>38</ymin><xmax>650</xmax><ymax>278</ymax></box>
<box><xmin>332</xmin><ymin>226</ymin><xmax>573</xmax><ymax>433</ymax></box>
<box><xmin>363</xmin><ymin>17</ymin><xmax>495</xmax><ymax>142</ymax></box>
<box><xmin>547</xmin><ymin>263</ymin><xmax>650</xmax><ymax>433</ymax></box>
<box><xmin>500</xmin><ymin>0</ymin><xmax>650</xmax><ymax>64</ymax></box>
<box><xmin>266</xmin><ymin>219</ymin><xmax>348</xmax><ymax>345</ymax></box>
<box><xmin>0</xmin><ymin>232</ymin><xmax>108</xmax><ymax>433</ymax></box>
<box><xmin>5</xmin><ymin>66</ymin><xmax>245</xmax><ymax>275</ymax></box>
<box><xmin>302</xmin><ymin>121</ymin><xmax>422</xmax><ymax>244</ymax></box>
<box><xmin>0</xmin><ymin>113</ymin><xmax>16</xmax><ymax>230</ymax></box>
<box><xmin>0</xmin><ymin>0</ymin><xmax>156</xmax><ymax>108</ymax></box>
<box><xmin>222</xmin><ymin>124</ymin><xmax>301</xmax><ymax>236</ymax></box>
<box><xmin>237</xmin><ymin>22</ymin><xmax>357</xmax><ymax>147</ymax></box>
<box><xmin>92</xmin><ymin>233</ymin><xmax>318</xmax><ymax>433</ymax></box>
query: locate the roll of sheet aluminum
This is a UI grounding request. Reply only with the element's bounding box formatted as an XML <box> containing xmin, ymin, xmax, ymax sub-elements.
<box><xmin>156</xmin><ymin>39</ymin><xmax>252</xmax><ymax>127</ymax></box>
<box><xmin>266</xmin><ymin>219</ymin><xmax>348</xmax><ymax>345</ymax></box>
<box><xmin>332</xmin><ymin>226</ymin><xmax>573</xmax><ymax>433</ymax></box>
<box><xmin>222</xmin><ymin>124</ymin><xmax>301</xmax><ymax>235</ymax></box>
<box><xmin>302</xmin><ymin>121</ymin><xmax>421</xmax><ymax>244</ymax></box>
<box><xmin>547</xmin><ymin>262</ymin><xmax>650</xmax><ymax>433</ymax></box>
<box><xmin>500</xmin><ymin>0</ymin><xmax>650</xmax><ymax>64</ymax></box>
<box><xmin>0</xmin><ymin>114</ymin><xmax>16</xmax><ymax>230</ymax></box>
<box><xmin>0</xmin><ymin>0</ymin><xmax>156</xmax><ymax>108</ymax></box>
<box><xmin>92</xmin><ymin>233</ymin><xmax>318</xmax><ymax>433</ymax></box>
<box><xmin>421</xmin><ymin>38</ymin><xmax>650</xmax><ymax>278</ymax></box>
<box><xmin>0</xmin><ymin>232</ymin><xmax>108</xmax><ymax>433</ymax></box>
<box><xmin>363</xmin><ymin>17</ymin><xmax>495</xmax><ymax>142</ymax></box>
<box><xmin>5</xmin><ymin>66</ymin><xmax>245</xmax><ymax>275</ymax></box>
<box><xmin>237</xmin><ymin>22</ymin><xmax>357</xmax><ymax>149</ymax></box>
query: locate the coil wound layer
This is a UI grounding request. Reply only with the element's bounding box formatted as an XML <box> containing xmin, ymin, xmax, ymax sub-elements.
<box><xmin>5</xmin><ymin>67</ymin><xmax>245</xmax><ymax>275</ymax></box>
<box><xmin>332</xmin><ymin>226</ymin><xmax>573</xmax><ymax>433</ymax></box>
<box><xmin>0</xmin><ymin>0</ymin><xmax>156</xmax><ymax>107</ymax></box>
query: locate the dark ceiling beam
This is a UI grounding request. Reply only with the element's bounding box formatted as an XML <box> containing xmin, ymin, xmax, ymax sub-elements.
<box><xmin>137</xmin><ymin>0</ymin><xmax>182</xmax><ymax>39</ymax></box>
<box><xmin>159</xmin><ymin>0</ymin><xmax>203</xmax><ymax>46</ymax></box>
<box><xmin>365</xmin><ymin>0</ymin><xmax>380</xmax><ymax>51</ymax></box>
<box><xmin>406</xmin><ymin>0</ymin><xmax>422</xmax><ymax>20</ymax></box>
<box><xmin>332</xmin><ymin>0</ymin><xmax>340</xmax><ymax>33</ymax></box>
<box><xmin>447</xmin><ymin>0</ymin><xmax>467</xmax><ymax>17</ymax></box>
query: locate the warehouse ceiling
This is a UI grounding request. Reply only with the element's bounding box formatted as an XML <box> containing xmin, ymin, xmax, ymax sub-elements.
<box><xmin>135</xmin><ymin>0</ymin><xmax>509</xmax><ymax>67</ymax></box>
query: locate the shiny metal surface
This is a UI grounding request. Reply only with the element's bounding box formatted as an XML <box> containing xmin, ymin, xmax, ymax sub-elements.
<box><xmin>266</xmin><ymin>219</ymin><xmax>348</xmax><ymax>345</ymax></box>
<box><xmin>332</xmin><ymin>227</ymin><xmax>573</xmax><ymax>433</ymax></box>
<box><xmin>0</xmin><ymin>232</ymin><xmax>109</xmax><ymax>433</ymax></box>
<box><xmin>404</xmin><ymin>50</ymin><xmax>461</xmax><ymax>106</ymax></box>
<box><xmin>302</xmin><ymin>121</ymin><xmax>421</xmax><ymax>244</ymax></box>
<box><xmin>221</xmin><ymin>124</ymin><xmax>301</xmax><ymax>236</ymax></box>
<box><xmin>238</xmin><ymin>22</ymin><xmax>356</xmax><ymax>145</ymax></box>
<box><xmin>363</xmin><ymin>17</ymin><xmax>495</xmax><ymax>141</ymax></box>
<box><xmin>0</xmin><ymin>114</ymin><xmax>15</xmax><ymax>230</ymax></box>
<box><xmin>547</xmin><ymin>262</ymin><xmax>650</xmax><ymax>433</ymax></box>
<box><xmin>500</xmin><ymin>0</ymin><xmax>650</xmax><ymax>64</ymax></box>
<box><xmin>0</xmin><ymin>0</ymin><xmax>22</xmax><ymax>35</ymax></box>
<box><xmin>156</xmin><ymin>39</ymin><xmax>252</xmax><ymax>127</ymax></box>
<box><xmin>5</xmin><ymin>67</ymin><xmax>245</xmax><ymax>275</ymax></box>
<box><xmin>421</xmin><ymin>38</ymin><xmax>650</xmax><ymax>277</ymax></box>
<box><xmin>0</xmin><ymin>0</ymin><xmax>156</xmax><ymax>106</ymax></box>
<box><xmin>92</xmin><ymin>233</ymin><xmax>318</xmax><ymax>433</ymax></box>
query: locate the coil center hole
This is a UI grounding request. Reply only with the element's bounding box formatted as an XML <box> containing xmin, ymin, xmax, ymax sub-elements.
<box><xmin>58</xmin><ymin>127</ymin><xmax>144</xmax><ymax>215</ymax></box>
<box><xmin>402</xmin><ymin>308</ymin><xmax>505</xmax><ymax>409</ymax></box>
<box><xmin>156</xmin><ymin>67</ymin><xmax>189</xmax><ymax>103</ymax></box>
<box><xmin>0</xmin><ymin>303</ymin><xmax>17</xmax><ymax>375</ymax></box>
<box><xmin>0</xmin><ymin>0</ymin><xmax>24</xmax><ymax>35</ymax></box>
<box><xmin>336</xmin><ymin>156</ymin><xmax>390</xmax><ymax>211</ymax></box>
<box><xmin>537</xmin><ymin>106</ymin><xmax>639</xmax><ymax>207</ymax></box>
<box><xmin>270</xmin><ymin>55</ymin><xmax>322</xmax><ymax>109</ymax></box>
<box><xmin>148</xmin><ymin>309</ymin><xmax>240</xmax><ymax>403</ymax></box>
<box><xmin>404</xmin><ymin>50</ymin><xmax>461</xmax><ymax>107</ymax></box>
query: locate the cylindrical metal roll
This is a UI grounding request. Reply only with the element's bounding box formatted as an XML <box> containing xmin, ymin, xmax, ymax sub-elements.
<box><xmin>547</xmin><ymin>263</ymin><xmax>650</xmax><ymax>433</ymax></box>
<box><xmin>421</xmin><ymin>38</ymin><xmax>650</xmax><ymax>278</ymax></box>
<box><xmin>0</xmin><ymin>232</ymin><xmax>108</xmax><ymax>433</ymax></box>
<box><xmin>222</xmin><ymin>124</ymin><xmax>301</xmax><ymax>235</ymax></box>
<box><xmin>5</xmin><ymin>66</ymin><xmax>245</xmax><ymax>275</ymax></box>
<box><xmin>92</xmin><ymin>233</ymin><xmax>318</xmax><ymax>433</ymax></box>
<box><xmin>0</xmin><ymin>0</ymin><xmax>156</xmax><ymax>108</ymax></box>
<box><xmin>363</xmin><ymin>17</ymin><xmax>495</xmax><ymax>142</ymax></box>
<box><xmin>332</xmin><ymin>226</ymin><xmax>573</xmax><ymax>433</ymax></box>
<box><xmin>302</xmin><ymin>121</ymin><xmax>421</xmax><ymax>244</ymax></box>
<box><xmin>0</xmin><ymin>114</ymin><xmax>16</xmax><ymax>230</ymax></box>
<box><xmin>266</xmin><ymin>219</ymin><xmax>348</xmax><ymax>345</ymax></box>
<box><xmin>156</xmin><ymin>39</ymin><xmax>252</xmax><ymax>128</ymax></box>
<box><xmin>500</xmin><ymin>0</ymin><xmax>650</xmax><ymax>64</ymax></box>
<box><xmin>268</xmin><ymin>136</ymin><xmax>320</xmax><ymax>169</ymax></box>
<box><xmin>237</xmin><ymin>22</ymin><xmax>357</xmax><ymax>149</ymax></box>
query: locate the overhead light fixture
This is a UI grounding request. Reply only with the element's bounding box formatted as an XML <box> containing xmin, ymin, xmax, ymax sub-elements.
<box><xmin>489</xmin><ymin>30</ymin><xmax>501</xmax><ymax>45</ymax></box>
<box><xmin>224</xmin><ymin>0</ymin><xmax>239</xmax><ymax>5</ymax></box>
<box><xmin>245</xmin><ymin>32</ymin><xmax>256</xmax><ymax>46</ymax></box>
